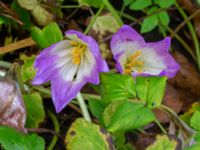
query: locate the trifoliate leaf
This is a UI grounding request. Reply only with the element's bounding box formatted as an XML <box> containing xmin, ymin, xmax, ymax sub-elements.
<box><xmin>157</xmin><ymin>11</ymin><xmax>170</xmax><ymax>26</ymax></box>
<box><xmin>155</xmin><ymin>0</ymin><xmax>176</xmax><ymax>8</ymax></box>
<box><xmin>129</xmin><ymin>0</ymin><xmax>152</xmax><ymax>10</ymax></box>
<box><xmin>31</xmin><ymin>22</ymin><xmax>63</xmax><ymax>48</ymax></box>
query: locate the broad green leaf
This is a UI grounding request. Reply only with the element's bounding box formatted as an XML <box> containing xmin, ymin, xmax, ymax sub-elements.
<box><xmin>100</xmin><ymin>73</ymin><xmax>136</xmax><ymax>105</ymax></box>
<box><xmin>157</xmin><ymin>11</ymin><xmax>170</xmax><ymax>26</ymax></box>
<box><xmin>20</xmin><ymin>54</ymin><xmax>36</xmax><ymax>82</ymax></box>
<box><xmin>190</xmin><ymin>111</ymin><xmax>200</xmax><ymax>131</ymax></box>
<box><xmin>194</xmin><ymin>132</ymin><xmax>200</xmax><ymax>143</ymax></box>
<box><xmin>129</xmin><ymin>0</ymin><xmax>152</xmax><ymax>10</ymax></box>
<box><xmin>31</xmin><ymin>22</ymin><xmax>63</xmax><ymax>48</ymax></box>
<box><xmin>23</xmin><ymin>92</ymin><xmax>45</xmax><ymax>128</ymax></box>
<box><xmin>92</xmin><ymin>13</ymin><xmax>120</xmax><ymax>35</ymax></box>
<box><xmin>136</xmin><ymin>76</ymin><xmax>167</xmax><ymax>108</ymax></box>
<box><xmin>78</xmin><ymin>0</ymin><xmax>102</xmax><ymax>8</ymax></box>
<box><xmin>0</xmin><ymin>126</ymin><xmax>45</xmax><ymax>150</ymax></box>
<box><xmin>65</xmin><ymin>118</ymin><xmax>114</xmax><ymax>150</ymax></box>
<box><xmin>12</xmin><ymin>0</ymin><xmax>33</xmax><ymax>29</ymax></box>
<box><xmin>146</xmin><ymin>135</ymin><xmax>177</xmax><ymax>150</ymax></box>
<box><xmin>141</xmin><ymin>14</ymin><xmax>158</xmax><ymax>33</ymax></box>
<box><xmin>89</xmin><ymin>99</ymin><xmax>105</xmax><ymax>122</ymax></box>
<box><xmin>103</xmin><ymin>101</ymin><xmax>155</xmax><ymax>132</ymax></box>
<box><xmin>155</xmin><ymin>0</ymin><xmax>176</xmax><ymax>8</ymax></box>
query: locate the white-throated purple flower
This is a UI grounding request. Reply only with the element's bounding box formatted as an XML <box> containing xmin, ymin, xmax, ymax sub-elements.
<box><xmin>111</xmin><ymin>25</ymin><xmax>180</xmax><ymax>78</ymax></box>
<box><xmin>32</xmin><ymin>30</ymin><xmax>109</xmax><ymax>113</ymax></box>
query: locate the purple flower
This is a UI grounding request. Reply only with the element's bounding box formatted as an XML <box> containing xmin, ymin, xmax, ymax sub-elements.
<box><xmin>111</xmin><ymin>25</ymin><xmax>180</xmax><ymax>78</ymax></box>
<box><xmin>32</xmin><ymin>30</ymin><xmax>109</xmax><ymax>113</ymax></box>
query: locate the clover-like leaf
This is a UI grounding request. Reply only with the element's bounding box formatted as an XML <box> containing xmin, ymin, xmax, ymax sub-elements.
<box><xmin>31</xmin><ymin>22</ymin><xmax>63</xmax><ymax>48</ymax></box>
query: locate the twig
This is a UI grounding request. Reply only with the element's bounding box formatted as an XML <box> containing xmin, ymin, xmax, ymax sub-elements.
<box><xmin>170</xmin><ymin>9</ymin><xmax>200</xmax><ymax>38</ymax></box>
<box><xmin>27</xmin><ymin>128</ymin><xmax>60</xmax><ymax>137</ymax></box>
<box><xmin>0</xmin><ymin>37</ymin><xmax>36</xmax><ymax>54</ymax></box>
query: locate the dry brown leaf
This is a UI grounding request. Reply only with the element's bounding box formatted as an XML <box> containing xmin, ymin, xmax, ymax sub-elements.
<box><xmin>0</xmin><ymin>75</ymin><xmax>26</xmax><ymax>132</ymax></box>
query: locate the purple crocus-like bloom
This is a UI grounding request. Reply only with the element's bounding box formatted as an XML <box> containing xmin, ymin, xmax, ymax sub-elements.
<box><xmin>111</xmin><ymin>25</ymin><xmax>180</xmax><ymax>78</ymax></box>
<box><xmin>32</xmin><ymin>30</ymin><xmax>109</xmax><ymax>113</ymax></box>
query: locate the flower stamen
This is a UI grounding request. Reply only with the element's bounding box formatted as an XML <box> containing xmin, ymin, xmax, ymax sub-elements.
<box><xmin>124</xmin><ymin>50</ymin><xmax>144</xmax><ymax>74</ymax></box>
<box><xmin>70</xmin><ymin>41</ymin><xmax>87</xmax><ymax>65</ymax></box>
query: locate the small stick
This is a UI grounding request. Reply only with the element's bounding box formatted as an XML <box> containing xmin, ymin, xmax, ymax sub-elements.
<box><xmin>0</xmin><ymin>37</ymin><xmax>36</xmax><ymax>54</ymax></box>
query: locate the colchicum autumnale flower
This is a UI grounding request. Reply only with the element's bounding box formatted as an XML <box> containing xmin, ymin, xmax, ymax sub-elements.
<box><xmin>111</xmin><ymin>25</ymin><xmax>180</xmax><ymax>78</ymax></box>
<box><xmin>32</xmin><ymin>30</ymin><xmax>109</xmax><ymax>113</ymax></box>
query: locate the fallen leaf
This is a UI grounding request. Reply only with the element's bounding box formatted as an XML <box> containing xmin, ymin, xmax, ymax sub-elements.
<box><xmin>0</xmin><ymin>75</ymin><xmax>26</xmax><ymax>132</ymax></box>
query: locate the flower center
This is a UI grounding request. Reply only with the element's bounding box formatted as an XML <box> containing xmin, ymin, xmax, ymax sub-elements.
<box><xmin>70</xmin><ymin>41</ymin><xmax>87</xmax><ymax>65</ymax></box>
<box><xmin>123</xmin><ymin>50</ymin><xmax>144</xmax><ymax>74</ymax></box>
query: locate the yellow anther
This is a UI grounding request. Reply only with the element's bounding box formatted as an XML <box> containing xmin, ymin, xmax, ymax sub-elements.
<box><xmin>70</xmin><ymin>41</ymin><xmax>86</xmax><ymax>65</ymax></box>
<box><xmin>123</xmin><ymin>50</ymin><xmax>144</xmax><ymax>74</ymax></box>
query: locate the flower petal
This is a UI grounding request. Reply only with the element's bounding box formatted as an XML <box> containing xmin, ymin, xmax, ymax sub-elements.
<box><xmin>51</xmin><ymin>78</ymin><xmax>86</xmax><ymax>113</ymax></box>
<box><xmin>65</xmin><ymin>30</ymin><xmax>109</xmax><ymax>72</ymax></box>
<box><xmin>110</xmin><ymin>25</ymin><xmax>145</xmax><ymax>56</ymax></box>
<box><xmin>145</xmin><ymin>37</ymin><xmax>180</xmax><ymax>78</ymax></box>
<box><xmin>32</xmin><ymin>40</ymin><xmax>72</xmax><ymax>85</ymax></box>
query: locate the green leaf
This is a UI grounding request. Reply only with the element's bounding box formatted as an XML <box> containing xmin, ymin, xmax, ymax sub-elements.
<box><xmin>141</xmin><ymin>14</ymin><xmax>158</xmax><ymax>33</ymax></box>
<box><xmin>17</xmin><ymin>0</ymin><xmax>39</xmax><ymax>11</ymax></box>
<box><xmin>0</xmin><ymin>126</ymin><xmax>45</xmax><ymax>150</ymax></box>
<box><xmin>23</xmin><ymin>92</ymin><xmax>45</xmax><ymax>128</ymax></box>
<box><xmin>89</xmin><ymin>99</ymin><xmax>105</xmax><ymax>122</ymax></box>
<box><xmin>155</xmin><ymin>0</ymin><xmax>176</xmax><ymax>8</ymax></box>
<box><xmin>92</xmin><ymin>13</ymin><xmax>120</xmax><ymax>35</ymax></box>
<box><xmin>180</xmin><ymin>102</ymin><xmax>200</xmax><ymax>125</ymax></box>
<box><xmin>78</xmin><ymin>0</ymin><xmax>102</xmax><ymax>8</ymax></box>
<box><xmin>136</xmin><ymin>76</ymin><xmax>167</xmax><ymax>108</ymax></box>
<box><xmin>31</xmin><ymin>22</ymin><xmax>63</xmax><ymax>48</ymax></box>
<box><xmin>123</xmin><ymin>0</ymin><xmax>134</xmax><ymax>6</ymax></box>
<box><xmin>12</xmin><ymin>0</ymin><xmax>33</xmax><ymax>29</ymax></box>
<box><xmin>157</xmin><ymin>11</ymin><xmax>170</xmax><ymax>26</ymax></box>
<box><xmin>100</xmin><ymin>73</ymin><xmax>136</xmax><ymax>105</ymax></box>
<box><xmin>20</xmin><ymin>54</ymin><xmax>36</xmax><ymax>82</ymax></box>
<box><xmin>65</xmin><ymin>118</ymin><xmax>114</xmax><ymax>150</ymax></box>
<box><xmin>146</xmin><ymin>135</ymin><xmax>177</xmax><ymax>150</ymax></box>
<box><xmin>129</xmin><ymin>0</ymin><xmax>152</xmax><ymax>10</ymax></box>
<box><xmin>190</xmin><ymin>111</ymin><xmax>200</xmax><ymax>131</ymax></box>
<box><xmin>103</xmin><ymin>101</ymin><xmax>155</xmax><ymax>132</ymax></box>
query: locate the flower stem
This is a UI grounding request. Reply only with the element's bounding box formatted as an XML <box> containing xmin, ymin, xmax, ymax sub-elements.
<box><xmin>47</xmin><ymin>110</ymin><xmax>60</xmax><ymax>150</ymax></box>
<box><xmin>102</xmin><ymin>0</ymin><xmax>123</xmax><ymax>26</ymax></box>
<box><xmin>84</xmin><ymin>4</ymin><xmax>105</xmax><ymax>34</ymax></box>
<box><xmin>155</xmin><ymin>118</ymin><xmax>167</xmax><ymax>134</ymax></box>
<box><xmin>175</xmin><ymin>3</ymin><xmax>200</xmax><ymax>70</ymax></box>
<box><xmin>60</xmin><ymin>5</ymin><xmax>80</xmax><ymax>9</ymax></box>
<box><xmin>76</xmin><ymin>92</ymin><xmax>91</xmax><ymax>122</ymax></box>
